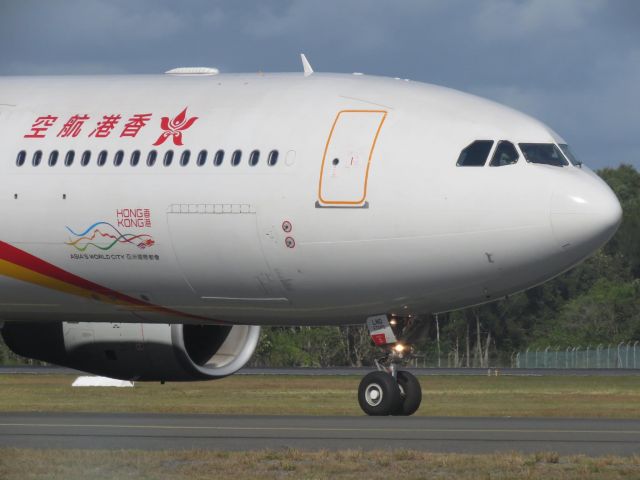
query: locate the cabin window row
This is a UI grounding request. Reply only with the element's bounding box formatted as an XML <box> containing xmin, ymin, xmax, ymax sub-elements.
<box><xmin>15</xmin><ymin>149</ymin><xmax>280</xmax><ymax>168</ymax></box>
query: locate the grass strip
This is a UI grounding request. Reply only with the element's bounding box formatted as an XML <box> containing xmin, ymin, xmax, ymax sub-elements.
<box><xmin>1</xmin><ymin>448</ymin><xmax>640</xmax><ymax>480</ymax></box>
<box><xmin>0</xmin><ymin>374</ymin><xmax>639</xmax><ymax>417</ymax></box>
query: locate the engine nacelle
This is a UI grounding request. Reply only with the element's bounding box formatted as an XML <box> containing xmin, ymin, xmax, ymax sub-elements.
<box><xmin>1</xmin><ymin>321</ymin><xmax>260</xmax><ymax>381</ymax></box>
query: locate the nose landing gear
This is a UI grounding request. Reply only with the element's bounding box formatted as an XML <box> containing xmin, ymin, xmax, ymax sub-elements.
<box><xmin>394</xmin><ymin>370</ymin><xmax>422</xmax><ymax>416</ymax></box>
<box><xmin>358</xmin><ymin>363</ymin><xmax>422</xmax><ymax>416</ymax></box>
<box><xmin>358</xmin><ymin>315</ymin><xmax>423</xmax><ymax>416</ymax></box>
<box><xmin>358</xmin><ymin>371</ymin><xmax>401</xmax><ymax>416</ymax></box>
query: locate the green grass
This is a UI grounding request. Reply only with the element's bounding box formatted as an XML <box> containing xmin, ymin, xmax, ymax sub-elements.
<box><xmin>1</xmin><ymin>448</ymin><xmax>640</xmax><ymax>480</ymax></box>
<box><xmin>0</xmin><ymin>374</ymin><xmax>639</xmax><ymax>417</ymax></box>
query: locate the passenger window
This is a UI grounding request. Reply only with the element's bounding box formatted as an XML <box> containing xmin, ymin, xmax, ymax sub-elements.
<box><xmin>97</xmin><ymin>150</ymin><xmax>107</xmax><ymax>167</ymax></box>
<box><xmin>249</xmin><ymin>150</ymin><xmax>260</xmax><ymax>166</ymax></box>
<box><xmin>164</xmin><ymin>150</ymin><xmax>174</xmax><ymax>167</ymax></box>
<box><xmin>180</xmin><ymin>150</ymin><xmax>190</xmax><ymax>167</ymax></box>
<box><xmin>214</xmin><ymin>149</ymin><xmax>224</xmax><ymax>166</ymax></box>
<box><xmin>48</xmin><ymin>150</ymin><xmax>59</xmax><ymax>167</ymax></box>
<box><xmin>130</xmin><ymin>150</ymin><xmax>140</xmax><ymax>166</ymax></box>
<box><xmin>65</xmin><ymin>150</ymin><xmax>75</xmax><ymax>167</ymax></box>
<box><xmin>16</xmin><ymin>151</ymin><xmax>26</xmax><ymax>166</ymax></box>
<box><xmin>456</xmin><ymin>140</ymin><xmax>493</xmax><ymax>167</ymax></box>
<box><xmin>32</xmin><ymin>150</ymin><xmax>43</xmax><ymax>167</ymax></box>
<box><xmin>519</xmin><ymin>143</ymin><xmax>568</xmax><ymax>167</ymax></box>
<box><xmin>196</xmin><ymin>150</ymin><xmax>207</xmax><ymax>166</ymax></box>
<box><xmin>81</xmin><ymin>150</ymin><xmax>91</xmax><ymax>166</ymax></box>
<box><xmin>490</xmin><ymin>141</ymin><xmax>519</xmax><ymax>167</ymax></box>
<box><xmin>113</xmin><ymin>150</ymin><xmax>124</xmax><ymax>167</ymax></box>
<box><xmin>268</xmin><ymin>150</ymin><xmax>279</xmax><ymax>166</ymax></box>
<box><xmin>231</xmin><ymin>150</ymin><xmax>242</xmax><ymax>166</ymax></box>
<box><xmin>147</xmin><ymin>150</ymin><xmax>157</xmax><ymax>167</ymax></box>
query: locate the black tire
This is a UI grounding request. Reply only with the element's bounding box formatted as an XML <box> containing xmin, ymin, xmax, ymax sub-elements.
<box><xmin>393</xmin><ymin>370</ymin><xmax>422</xmax><ymax>416</ymax></box>
<box><xmin>358</xmin><ymin>371</ymin><xmax>402</xmax><ymax>416</ymax></box>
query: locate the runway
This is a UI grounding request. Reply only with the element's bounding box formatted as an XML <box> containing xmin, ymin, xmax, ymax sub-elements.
<box><xmin>1</xmin><ymin>413</ymin><xmax>639</xmax><ymax>455</ymax></box>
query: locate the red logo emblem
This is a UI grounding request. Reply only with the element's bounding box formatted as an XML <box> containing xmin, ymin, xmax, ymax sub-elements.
<box><xmin>152</xmin><ymin>107</ymin><xmax>198</xmax><ymax>146</ymax></box>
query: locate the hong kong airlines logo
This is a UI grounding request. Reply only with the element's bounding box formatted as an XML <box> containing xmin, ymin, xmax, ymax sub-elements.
<box><xmin>23</xmin><ymin>106</ymin><xmax>198</xmax><ymax>147</ymax></box>
<box><xmin>152</xmin><ymin>107</ymin><xmax>198</xmax><ymax>146</ymax></box>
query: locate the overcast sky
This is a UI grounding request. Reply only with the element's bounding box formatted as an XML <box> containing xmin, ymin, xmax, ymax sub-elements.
<box><xmin>1</xmin><ymin>0</ymin><xmax>638</xmax><ymax>169</ymax></box>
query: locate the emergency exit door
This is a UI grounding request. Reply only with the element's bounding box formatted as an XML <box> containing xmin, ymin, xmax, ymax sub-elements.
<box><xmin>317</xmin><ymin>110</ymin><xmax>387</xmax><ymax>207</ymax></box>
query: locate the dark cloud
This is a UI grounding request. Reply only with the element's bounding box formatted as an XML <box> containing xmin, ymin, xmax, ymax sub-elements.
<box><xmin>0</xmin><ymin>0</ymin><xmax>637</xmax><ymax>168</ymax></box>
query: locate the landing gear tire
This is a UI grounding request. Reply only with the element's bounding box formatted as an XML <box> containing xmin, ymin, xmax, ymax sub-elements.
<box><xmin>358</xmin><ymin>371</ymin><xmax>402</xmax><ymax>416</ymax></box>
<box><xmin>392</xmin><ymin>370</ymin><xmax>422</xmax><ymax>416</ymax></box>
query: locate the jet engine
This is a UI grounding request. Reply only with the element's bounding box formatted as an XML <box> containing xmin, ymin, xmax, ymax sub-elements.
<box><xmin>1</xmin><ymin>321</ymin><xmax>260</xmax><ymax>381</ymax></box>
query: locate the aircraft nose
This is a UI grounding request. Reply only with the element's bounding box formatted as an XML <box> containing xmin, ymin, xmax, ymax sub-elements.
<box><xmin>550</xmin><ymin>176</ymin><xmax>622</xmax><ymax>255</ymax></box>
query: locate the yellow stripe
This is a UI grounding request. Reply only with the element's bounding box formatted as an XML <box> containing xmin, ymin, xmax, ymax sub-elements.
<box><xmin>0</xmin><ymin>259</ymin><xmax>95</xmax><ymax>299</ymax></box>
<box><xmin>0</xmin><ymin>259</ymin><xmax>200</xmax><ymax>318</ymax></box>
<box><xmin>0</xmin><ymin>259</ymin><xmax>147</xmax><ymax>310</ymax></box>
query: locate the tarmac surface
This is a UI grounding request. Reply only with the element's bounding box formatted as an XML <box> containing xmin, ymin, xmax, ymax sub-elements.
<box><xmin>1</xmin><ymin>412</ymin><xmax>639</xmax><ymax>455</ymax></box>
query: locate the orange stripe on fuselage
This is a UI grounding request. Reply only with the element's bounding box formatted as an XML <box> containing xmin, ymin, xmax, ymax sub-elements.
<box><xmin>0</xmin><ymin>258</ymin><xmax>96</xmax><ymax>300</ymax></box>
<box><xmin>0</xmin><ymin>241</ymin><xmax>224</xmax><ymax>323</ymax></box>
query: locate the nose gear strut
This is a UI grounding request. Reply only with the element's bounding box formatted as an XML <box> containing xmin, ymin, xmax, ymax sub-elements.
<box><xmin>357</xmin><ymin>315</ymin><xmax>423</xmax><ymax>416</ymax></box>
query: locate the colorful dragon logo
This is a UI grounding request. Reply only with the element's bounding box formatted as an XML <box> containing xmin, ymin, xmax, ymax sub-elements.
<box><xmin>65</xmin><ymin>222</ymin><xmax>155</xmax><ymax>252</ymax></box>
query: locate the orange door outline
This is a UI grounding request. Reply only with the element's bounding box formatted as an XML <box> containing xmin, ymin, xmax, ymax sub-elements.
<box><xmin>317</xmin><ymin>109</ymin><xmax>387</xmax><ymax>205</ymax></box>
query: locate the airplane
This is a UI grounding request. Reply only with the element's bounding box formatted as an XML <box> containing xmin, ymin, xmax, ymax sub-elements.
<box><xmin>0</xmin><ymin>55</ymin><xmax>622</xmax><ymax>416</ymax></box>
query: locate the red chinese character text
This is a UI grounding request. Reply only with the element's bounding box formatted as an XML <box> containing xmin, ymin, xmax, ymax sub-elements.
<box><xmin>120</xmin><ymin>113</ymin><xmax>152</xmax><ymax>138</ymax></box>
<box><xmin>24</xmin><ymin>115</ymin><xmax>58</xmax><ymax>138</ymax></box>
<box><xmin>89</xmin><ymin>114</ymin><xmax>122</xmax><ymax>138</ymax></box>
<box><xmin>143</xmin><ymin>209</ymin><xmax>151</xmax><ymax>227</ymax></box>
<box><xmin>57</xmin><ymin>114</ymin><xmax>90</xmax><ymax>138</ymax></box>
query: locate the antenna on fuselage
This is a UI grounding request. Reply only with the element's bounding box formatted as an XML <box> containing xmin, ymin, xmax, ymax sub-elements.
<box><xmin>300</xmin><ymin>53</ymin><xmax>314</xmax><ymax>77</ymax></box>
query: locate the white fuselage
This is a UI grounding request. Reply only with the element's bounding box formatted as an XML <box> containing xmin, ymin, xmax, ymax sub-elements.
<box><xmin>0</xmin><ymin>73</ymin><xmax>622</xmax><ymax>326</ymax></box>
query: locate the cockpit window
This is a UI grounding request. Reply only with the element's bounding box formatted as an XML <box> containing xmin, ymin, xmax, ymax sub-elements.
<box><xmin>559</xmin><ymin>144</ymin><xmax>582</xmax><ymax>166</ymax></box>
<box><xmin>519</xmin><ymin>143</ymin><xmax>568</xmax><ymax>167</ymax></box>
<box><xmin>489</xmin><ymin>141</ymin><xmax>519</xmax><ymax>167</ymax></box>
<box><xmin>456</xmin><ymin>140</ymin><xmax>494</xmax><ymax>167</ymax></box>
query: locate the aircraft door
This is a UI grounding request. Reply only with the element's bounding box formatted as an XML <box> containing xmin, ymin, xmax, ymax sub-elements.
<box><xmin>317</xmin><ymin>110</ymin><xmax>387</xmax><ymax>207</ymax></box>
